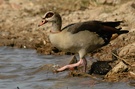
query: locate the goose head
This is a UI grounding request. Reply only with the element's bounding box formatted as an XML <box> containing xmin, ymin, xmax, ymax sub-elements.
<box><xmin>38</xmin><ymin>11</ymin><xmax>62</xmax><ymax>31</ymax></box>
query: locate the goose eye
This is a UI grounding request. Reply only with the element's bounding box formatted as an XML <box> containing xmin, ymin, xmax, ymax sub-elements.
<box><xmin>45</xmin><ymin>12</ymin><xmax>54</xmax><ymax>18</ymax></box>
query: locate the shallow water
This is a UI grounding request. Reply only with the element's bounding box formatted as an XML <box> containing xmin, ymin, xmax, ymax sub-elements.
<box><xmin>0</xmin><ymin>47</ymin><xmax>134</xmax><ymax>89</ymax></box>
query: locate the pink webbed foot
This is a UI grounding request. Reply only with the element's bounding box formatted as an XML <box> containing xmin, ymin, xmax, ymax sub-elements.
<box><xmin>56</xmin><ymin>58</ymin><xmax>87</xmax><ymax>72</ymax></box>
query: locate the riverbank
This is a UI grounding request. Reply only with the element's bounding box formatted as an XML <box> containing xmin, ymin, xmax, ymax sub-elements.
<box><xmin>0</xmin><ymin>0</ymin><xmax>135</xmax><ymax>81</ymax></box>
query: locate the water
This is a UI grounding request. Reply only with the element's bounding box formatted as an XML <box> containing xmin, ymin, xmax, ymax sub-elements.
<box><xmin>0</xmin><ymin>47</ymin><xmax>134</xmax><ymax>89</ymax></box>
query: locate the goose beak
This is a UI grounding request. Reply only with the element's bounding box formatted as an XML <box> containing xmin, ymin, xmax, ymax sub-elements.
<box><xmin>38</xmin><ymin>20</ymin><xmax>48</xmax><ymax>27</ymax></box>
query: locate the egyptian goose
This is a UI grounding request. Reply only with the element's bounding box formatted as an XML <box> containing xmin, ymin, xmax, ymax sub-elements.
<box><xmin>38</xmin><ymin>11</ymin><xmax>129</xmax><ymax>72</ymax></box>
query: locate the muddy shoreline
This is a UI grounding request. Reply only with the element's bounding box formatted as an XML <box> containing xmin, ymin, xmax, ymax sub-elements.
<box><xmin>0</xmin><ymin>0</ymin><xmax>135</xmax><ymax>81</ymax></box>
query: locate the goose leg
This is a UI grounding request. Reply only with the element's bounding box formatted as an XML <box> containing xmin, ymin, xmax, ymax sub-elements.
<box><xmin>56</xmin><ymin>58</ymin><xmax>87</xmax><ymax>72</ymax></box>
<box><xmin>82</xmin><ymin>58</ymin><xmax>87</xmax><ymax>72</ymax></box>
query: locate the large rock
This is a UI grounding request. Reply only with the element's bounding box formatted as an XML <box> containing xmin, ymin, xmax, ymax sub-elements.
<box><xmin>118</xmin><ymin>42</ymin><xmax>135</xmax><ymax>65</ymax></box>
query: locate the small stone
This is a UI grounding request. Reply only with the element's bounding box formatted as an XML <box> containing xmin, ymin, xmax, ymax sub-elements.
<box><xmin>88</xmin><ymin>61</ymin><xmax>112</xmax><ymax>75</ymax></box>
<box><xmin>23</xmin><ymin>45</ymin><xmax>26</xmax><ymax>48</ymax></box>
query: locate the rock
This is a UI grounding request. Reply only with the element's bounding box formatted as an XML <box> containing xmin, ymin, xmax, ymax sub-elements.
<box><xmin>94</xmin><ymin>0</ymin><xmax>121</xmax><ymax>5</ymax></box>
<box><xmin>88</xmin><ymin>61</ymin><xmax>112</xmax><ymax>75</ymax></box>
<box><xmin>129</xmin><ymin>71</ymin><xmax>135</xmax><ymax>79</ymax></box>
<box><xmin>105</xmin><ymin>61</ymin><xmax>128</xmax><ymax>80</ymax></box>
<box><xmin>97</xmin><ymin>0</ymin><xmax>106</xmax><ymax>4</ymax></box>
<box><xmin>118</xmin><ymin>42</ymin><xmax>135</xmax><ymax>65</ymax></box>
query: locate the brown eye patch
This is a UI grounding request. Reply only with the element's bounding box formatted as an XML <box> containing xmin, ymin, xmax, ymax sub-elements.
<box><xmin>45</xmin><ymin>12</ymin><xmax>54</xmax><ymax>18</ymax></box>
